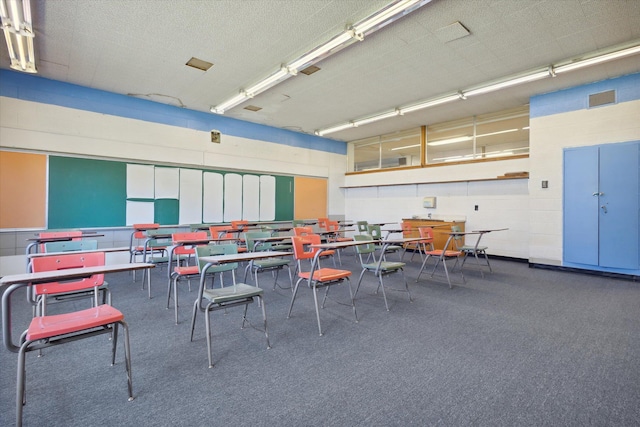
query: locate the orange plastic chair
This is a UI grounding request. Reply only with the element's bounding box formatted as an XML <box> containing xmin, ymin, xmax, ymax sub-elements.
<box><xmin>292</xmin><ymin>227</ymin><xmax>336</xmax><ymax>267</ymax></box>
<box><xmin>167</xmin><ymin>231</ymin><xmax>209</xmax><ymax>324</ymax></box>
<box><xmin>317</xmin><ymin>217</ymin><xmax>329</xmax><ymax>231</ymax></box>
<box><xmin>416</xmin><ymin>228</ymin><xmax>463</xmax><ymax>289</ymax></box>
<box><xmin>326</xmin><ymin>220</ymin><xmax>353</xmax><ymax>263</ymax></box>
<box><xmin>10</xmin><ymin>252</ymin><xmax>134</xmax><ymax>425</ymax></box>
<box><xmin>230</xmin><ymin>220</ymin><xmax>249</xmax><ymax>230</ymax></box>
<box><xmin>287</xmin><ymin>235</ymin><xmax>357</xmax><ymax>336</ymax></box>
<box><xmin>401</xmin><ymin>221</ymin><xmax>421</xmax><ymax>261</ymax></box>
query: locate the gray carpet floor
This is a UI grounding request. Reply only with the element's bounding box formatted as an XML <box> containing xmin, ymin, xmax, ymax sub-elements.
<box><xmin>1</xmin><ymin>253</ymin><xmax>639</xmax><ymax>426</ymax></box>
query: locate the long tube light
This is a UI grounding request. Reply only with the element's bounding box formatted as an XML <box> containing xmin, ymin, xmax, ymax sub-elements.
<box><xmin>316</xmin><ymin>40</ymin><xmax>640</xmax><ymax>137</ymax></box>
<box><xmin>353</xmin><ymin>0</ymin><xmax>431</xmax><ymax>36</ymax></box>
<box><xmin>554</xmin><ymin>43</ymin><xmax>640</xmax><ymax>74</ymax></box>
<box><xmin>316</xmin><ymin>122</ymin><xmax>355</xmax><ymax>136</ymax></box>
<box><xmin>462</xmin><ymin>69</ymin><xmax>551</xmax><ymax>97</ymax></box>
<box><xmin>0</xmin><ymin>0</ymin><xmax>36</xmax><ymax>73</ymax></box>
<box><xmin>353</xmin><ymin>109</ymin><xmax>400</xmax><ymax>127</ymax></box>
<box><xmin>212</xmin><ymin>0</ymin><xmax>431</xmax><ymax>115</ymax></box>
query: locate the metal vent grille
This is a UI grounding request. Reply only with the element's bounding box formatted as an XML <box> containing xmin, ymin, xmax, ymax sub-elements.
<box><xmin>244</xmin><ymin>105</ymin><xmax>262</xmax><ymax>112</ymax></box>
<box><xmin>186</xmin><ymin>57</ymin><xmax>213</xmax><ymax>71</ymax></box>
<box><xmin>300</xmin><ymin>65</ymin><xmax>321</xmax><ymax>75</ymax></box>
<box><xmin>589</xmin><ymin>90</ymin><xmax>615</xmax><ymax>108</ymax></box>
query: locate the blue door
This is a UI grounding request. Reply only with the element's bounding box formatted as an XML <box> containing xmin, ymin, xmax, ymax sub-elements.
<box><xmin>563</xmin><ymin>147</ymin><xmax>599</xmax><ymax>265</ymax></box>
<box><xmin>598</xmin><ymin>142</ymin><xmax>639</xmax><ymax>269</ymax></box>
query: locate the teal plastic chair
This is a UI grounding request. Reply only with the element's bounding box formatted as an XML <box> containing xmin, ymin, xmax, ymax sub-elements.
<box><xmin>44</xmin><ymin>239</ymin><xmax>98</xmax><ymax>252</ymax></box>
<box><xmin>354</xmin><ymin>234</ymin><xmax>411</xmax><ymax>311</ymax></box>
<box><xmin>367</xmin><ymin>224</ymin><xmax>402</xmax><ymax>260</ymax></box>
<box><xmin>243</xmin><ymin>231</ymin><xmax>293</xmax><ymax>291</ymax></box>
<box><xmin>190</xmin><ymin>244</ymin><xmax>270</xmax><ymax>368</ymax></box>
<box><xmin>357</xmin><ymin>221</ymin><xmax>369</xmax><ymax>233</ymax></box>
<box><xmin>451</xmin><ymin>225</ymin><xmax>491</xmax><ymax>277</ymax></box>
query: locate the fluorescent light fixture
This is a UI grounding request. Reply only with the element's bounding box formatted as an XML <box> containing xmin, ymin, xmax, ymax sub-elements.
<box><xmin>391</xmin><ymin>143</ymin><xmax>421</xmax><ymax>151</ymax></box>
<box><xmin>399</xmin><ymin>93</ymin><xmax>460</xmax><ymax>114</ymax></box>
<box><xmin>288</xmin><ymin>32</ymin><xmax>356</xmax><ymax>71</ymax></box>
<box><xmin>316</xmin><ymin>122</ymin><xmax>355</xmax><ymax>136</ymax></box>
<box><xmin>0</xmin><ymin>0</ymin><xmax>36</xmax><ymax>73</ymax></box>
<box><xmin>476</xmin><ymin>128</ymin><xmax>518</xmax><ymax>138</ymax></box>
<box><xmin>554</xmin><ymin>43</ymin><xmax>640</xmax><ymax>74</ymax></box>
<box><xmin>352</xmin><ymin>109</ymin><xmax>400</xmax><ymax>127</ymax></box>
<box><xmin>353</xmin><ymin>0</ymin><xmax>432</xmax><ymax>36</ymax></box>
<box><xmin>210</xmin><ymin>92</ymin><xmax>248</xmax><ymax>114</ymax></box>
<box><xmin>244</xmin><ymin>67</ymin><xmax>292</xmax><ymax>98</ymax></box>
<box><xmin>463</xmin><ymin>69</ymin><xmax>550</xmax><ymax>97</ymax></box>
<box><xmin>428</xmin><ymin>136</ymin><xmax>472</xmax><ymax>146</ymax></box>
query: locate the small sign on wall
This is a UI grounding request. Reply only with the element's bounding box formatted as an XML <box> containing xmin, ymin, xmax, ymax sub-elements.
<box><xmin>423</xmin><ymin>196</ymin><xmax>436</xmax><ymax>208</ymax></box>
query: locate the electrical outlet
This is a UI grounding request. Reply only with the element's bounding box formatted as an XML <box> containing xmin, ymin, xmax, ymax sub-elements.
<box><xmin>474</xmin><ymin>205</ymin><xmax>478</xmax><ymax>211</ymax></box>
<box><xmin>542</xmin><ymin>180</ymin><xmax>548</xmax><ymax>188</ymax></box>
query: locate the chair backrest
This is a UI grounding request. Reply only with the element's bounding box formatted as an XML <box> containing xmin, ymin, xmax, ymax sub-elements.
<box><xmin>367</xmin><ymin>224</ymin><xmax>383</xmax><ymax>241</ymax></box>
<box><xmin>209</xmin><ymin>226</ymin><xmax>234</xmax><ymax>240</ymax></box>
<box><xmin>418</xmin><ymin>226</ymin><xmax>434</xmax><ymax>241</ymax></box>
<box><xmin>317</xmin><ymin>217</ymin><xmax>329</xmax><ymax>230</ymax></box>
<box><xmin>244</xmin><ymin>231</ymin><xmax>273</xmax><ymax>252</ymax></box>
<box><xmin>291</xmin><ymin>234</ymin><xmax>321</xmax><ymax>261</ymax></box>
<box><xmin>326</xmin><ymin>220</ymin><xmax>340</xmax><ymax>232</ymax></box>
<box><xmin>195</xmin><ymin>243</ymin><xmax>239</xmax><ymax>273</ymax></box>
<box><xmin>172</xmin><ymin>231</ymin><xmax>208</xmax><ymax>254</ymax></box>
<box><xmin>354</xmin><ymin>234</ymin><xmax>376</xmax><ymax>256</ymax></box>
<box><xmin>44</xmin><ymin>239</ymin><xmax>98</xmax><ymax>253</ymax></box>
<box><xmin>292</xmin><ymin>219</ymin><xmax>306</xmax><ymax>228</ymax></box>
<box><xmin>31</xmin><ymin>251</ymin><xmax>105</xmax><ymax>296</ymax></box>
<box><xmin>357</xmin><ymin>221</ymin><xmax>369</xmax><ymax>233</ymax></box>
<box><xmin>231</xmin><ymin>220</ymin><xmax>249</xmax><ymax>230</ymax></box>
<box><xmin>39</xmin><ymin>231</ymin><xmax>83</xmax><ymax>251</ymax></box>
<box><xmin>132</xmin><ymin>223</ymin><xmax>159</xmax><ymax>239</ymax></box>
<box><xmin>401</xmin><ymin>221</ymin><xmax>412</xmax><ymax>234</ymax></box>
<box><xmin>293</xmin><ymin>226</ymin><xmax>314</xmax><ymax>237</ymax></box>
<box><xmin>450</xmin><ymin>225</ymin><xmax>464</xmax><ymax>248</ymax></box>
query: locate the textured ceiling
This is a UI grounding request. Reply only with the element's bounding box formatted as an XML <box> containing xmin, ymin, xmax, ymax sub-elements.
<box><xmin>2</xmin><ymin>0</ymin><xmax>639</xmax><ymax>142</ymax></box>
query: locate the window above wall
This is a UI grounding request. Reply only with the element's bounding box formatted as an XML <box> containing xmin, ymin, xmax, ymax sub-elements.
<box><xmin>348</xmin><ymin>105</ymin><xmax>529</xmax><ymax>173</ymax></box>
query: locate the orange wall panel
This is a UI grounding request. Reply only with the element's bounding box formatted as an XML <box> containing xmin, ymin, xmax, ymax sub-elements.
<box><xmin>0</xmin><ymin>151</ymin><xmax>47</xmax><ymax>228</ymax></box>
<box><xmin>294</xmin><ymin>176</ymin><xmax>327</xmax><ymax>220</ymax></box>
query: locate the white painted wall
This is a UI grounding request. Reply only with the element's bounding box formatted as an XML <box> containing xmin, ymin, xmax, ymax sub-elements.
<box><xmin>344</xmin><ymin>160</ymin><xmax>530</xmax><ymax>259</ymax></box>
<box><xmin>528</xmin><ymin>99</ymin><xmax>640</xmax><ymax>265</ymax></box>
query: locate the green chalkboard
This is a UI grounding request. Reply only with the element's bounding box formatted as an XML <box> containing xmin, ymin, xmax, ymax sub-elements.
<box><xmin>154</xmin><ymin>199</ymin><xmax>179</xmax><ymax>225</ymax></box>
<box><xmin>48</xmin><ymin>156</ymin><xmax>126</xmax><ymax>228</ymax></box>
<box><xmin>46</xmin><ymin>156</ymin><xmax>296</xmax><ymax>229</ymax></box>
<box><xmin>275</xmin><ymin>176</ymin><xmax>294</xmax><ymax>221</ymax></box>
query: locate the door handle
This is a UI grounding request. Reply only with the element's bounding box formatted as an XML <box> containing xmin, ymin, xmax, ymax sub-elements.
<box><xmin>601</xmin><ymin>205</ymin><xmax>607</xmax><ymax>214</ymax></box>
<box><xmin>592</xmin><ymin>192</ymin><xmax>604</xmax><ymax>196</ymax></box>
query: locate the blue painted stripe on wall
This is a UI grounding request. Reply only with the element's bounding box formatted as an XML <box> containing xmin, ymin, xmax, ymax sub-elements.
<box><xmin>0</xmin><ymin>69</ymin><xmax>347</xmax><ymax>155</ymax></box>
<box><xmin>530</xmin><ymin>72</ymin><xmax>640</xmax><ymax>118</ymax></box>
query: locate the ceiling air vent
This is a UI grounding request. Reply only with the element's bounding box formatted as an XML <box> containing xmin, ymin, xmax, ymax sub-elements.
<box><xmin>244</xmin><ymin>105</ymin><xmax>262</xmax><ymax>112</ymax></box>
<box><xmin>186</xmin><ymin>57</ymin><xmax>213</xmax><ymax>71</ymax></box>
<box><xmin>589</xmin><ymin>90</ymin><xmax>615</xmax><ymax>108</ymax></box>
<box><xmin>300</xmin><ymin>65</ymin><xmax>321</xmax><ymax>75</ymax></box>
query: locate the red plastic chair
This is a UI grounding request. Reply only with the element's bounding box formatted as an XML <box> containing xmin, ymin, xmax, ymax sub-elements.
<box><xmin>10</xmin><ymin>252</ymin><xmax>134</xmax><ymax>425</ymax></box>
<box><xmin>32</xmin><ymin>250</ymin><xmax>110</xmax><ymax>314</ymax></box>
<box><xmin>129</xmin><ymin>223</ymin><xmax>165</xmax><ymax>281</ymax></box>
<box><xmin>287</xmin><ymin>235</ymin><xmax>357</xmax><ymax>336</ymax></box>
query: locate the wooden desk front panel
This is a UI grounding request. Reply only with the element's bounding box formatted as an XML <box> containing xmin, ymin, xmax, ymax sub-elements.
<box><xmin>401</xmin><ymin>219</ymin><xmax>465</xmax><ymax>250</ymax></box>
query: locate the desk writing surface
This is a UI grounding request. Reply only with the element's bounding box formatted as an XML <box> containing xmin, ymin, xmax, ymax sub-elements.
<box><xmin>28</xmin><ymin>246</ymin><xmax>130</xmax><ymax>259</ymax></box>
<box><xmin>199</xmin><ymin>251</ymin><xmax>292</xmax><ymax>264</ymax></box>
<box><xmin>1</xmin><ymin>263</ymin><xmax>155</xmax><ymax>288</ymax></box>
